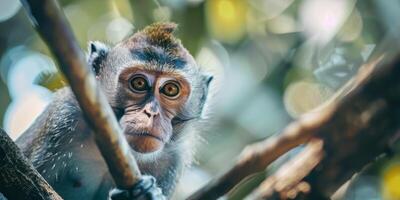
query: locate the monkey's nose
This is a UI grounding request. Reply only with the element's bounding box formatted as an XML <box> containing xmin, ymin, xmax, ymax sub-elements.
<box><xmin>143</xmin><ymin>109</ymin><xmax>158</xmax><ymax>118</ymax></box>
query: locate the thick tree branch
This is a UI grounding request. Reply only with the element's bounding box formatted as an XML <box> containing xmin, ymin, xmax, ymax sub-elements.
<box><xmin>246</xmin><ymin>138</ymin><xmax>325</xmax><ymax>200</ymax></box>
<box><xmin>14</xmin><ymin>0</ymin><xmax>400</xmax><ymax>199</ymax></box>
<box><xmin>188</xmin><ymin>104</ymin><xmax>333</xmax><ymax>199</ymax></box>
<box><xmin>245</xmin><ymin>55</ymin><xmax>400</xmax><ymax>200</ymax></box>
<box><xmin>20</xmin><ymin>0</ymin><xmax>141</xmax><ymax>189</ymax></box>
<box><xmin>190</xmin><ymin>53</ymin><xmax>400</xmax><ymax>200</ymax></box>
<box><xmin>0</xmin><ymin>128</ymin><xmax>62</xmax><ymax>200</ymax></box>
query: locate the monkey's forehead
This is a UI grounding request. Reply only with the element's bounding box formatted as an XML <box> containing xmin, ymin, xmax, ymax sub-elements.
<box><xmin>105</xmin><ymin>45</ymin><xmax>200</xmax><ymax>76</ymax></box>
<box><xmin>116</xmin><ymin>29</ymin><xmax>195</xmax><ymax>63</ymax></box>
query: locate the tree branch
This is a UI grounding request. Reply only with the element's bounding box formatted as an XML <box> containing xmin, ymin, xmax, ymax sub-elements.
<box><xmin>189</xmin><ymin>53</ymin><xmax>400</xmax><ymax>200</ymax></box>
<box><xmin>188</xmin><ymin>104</ymin><xmax>332</xmax><ymax>199</ymax></box>
<box><xmin>0</xmin><ymin>128</ymin><xmax>62</xmax><ymax>200</ymax></box>
<box><xmin>20</xmin><ymin>0</ymin><xmax>141</xmax><ymax>189</ymax></box>
<box><xmin>246</xmin><ymin>138</ymin><xmax>324</xmax><ymax>200</ymax></box>
<box><xmin>246</xmin><ymin>55</ymin><xmax>400</xmax><ymax>200</ymax></box>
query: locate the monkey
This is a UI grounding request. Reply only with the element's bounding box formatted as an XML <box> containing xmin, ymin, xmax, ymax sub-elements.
<box><xmin>16</xmin><ymin>22</ymin><xmax>213</xmax><ymax>200</ymax></box>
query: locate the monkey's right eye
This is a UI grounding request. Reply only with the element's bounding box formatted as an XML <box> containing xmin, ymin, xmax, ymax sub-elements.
<box><xmin>130</xmin><ymin>75</ymin><xmax>149</xmax><ymax>93</ymax></box>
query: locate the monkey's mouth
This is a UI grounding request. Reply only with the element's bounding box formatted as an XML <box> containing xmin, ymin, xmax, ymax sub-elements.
<box><xmin>135</xmin><ymin>132</ymin><xmax>163</xmax><ymax>141</ymax></box>
<box><xmin>125</xmin><ymin>131</ymin><xmax>165</xmax><ymax>153</ymax></box>
<box><xmin>125</xmin><ymin>131</ymin><xmax>164</xmax><ymax>141</ymax></box>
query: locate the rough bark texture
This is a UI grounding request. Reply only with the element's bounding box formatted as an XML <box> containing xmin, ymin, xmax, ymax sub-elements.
<box><xmin>293</xmin><ymin>55</ymin><xmax>400</xmax><ymax>199</ymax></box>
<box><xmin>247</xmin><ymin>138</ymin><xmax>325</xmax><ymax>200</ymax></box>
<box><xmin>187</xmin><ymin>122</ymin><xmax>316</xmax><ymax>200</ymax></box>
<box><xmin>0</xmin><ymin>128</ymin><xmax>62</xmax><ymax>200</ymax></box>
<box><xmin>190</xmin><ymin>54</ymin><xmax>400</xmax><ymax>200</ymax></box>
<box><xmin>20</xmin><ymin>0</ymin><xmax>141</xmax><ymax>189</ymax></box>
<box><xmin>8</xmin><ymin>0</ymin><xmax>400</xmax><ymax>199</ymax></box>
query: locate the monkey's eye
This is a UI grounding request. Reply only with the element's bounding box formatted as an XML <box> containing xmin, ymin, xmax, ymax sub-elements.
<box><xmin>160</xmin><ymin>81</ymin><xmax>180</xmax><ymax>98</ymax></box>
<box><xmin>130</xmin><ymin>75</ymin><xmax>149</xmax><ymax>92</ymax></box>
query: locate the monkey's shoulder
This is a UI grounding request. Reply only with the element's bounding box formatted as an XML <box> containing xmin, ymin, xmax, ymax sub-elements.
<box><xmin>19</xmin><ymin>88</ymin><xmax>114</xmax><ymax>199</ymax></box>
<box><xmin>16</xmin><ymin>88</ymin><xmax>88</xmax><ymax>160</ymax></box>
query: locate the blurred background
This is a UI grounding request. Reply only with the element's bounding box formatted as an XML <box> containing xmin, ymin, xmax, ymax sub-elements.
<box><xmin>0</xmin><ymin>0</ymin><xmax>400</xmax><ymax>199</ymax></box>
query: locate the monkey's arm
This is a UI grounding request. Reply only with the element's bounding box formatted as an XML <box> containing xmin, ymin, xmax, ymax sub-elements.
<box><xmin>16</xmin><ymin>89</ymin><xmax>169</xmax><ymax>200</ymax></box>
<box><xmin>15</xmin><ymin>89</ymin><xmax>114</xmax><ymax>200</ymax></box>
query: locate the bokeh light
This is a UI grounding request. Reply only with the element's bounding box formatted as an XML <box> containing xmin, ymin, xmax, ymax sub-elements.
<box><xmin>266</xmin><ymin>14</ymin><xmax>298</xmax><ymax>34</ymax></box>
<box><xmin>4</xmin><ymin>87</ymin><xmax>52</xmax><ymax>139</ymax></box>
<box><xmin>4</xmin><ymin>48</ymin><xmax>56</xmax><ymax>98</ymax></box>
<box><xmin>299</xmin><ymin>0</ymin><xmax>356</xmax><ymax>45</ymax></box>
<box><xmin>0</xmin><ymin>0</ymin><xmax>400</xmax><ymax>199</ymax></box>
<box><xmin>0</xmin><ymin>0</ymin><xmax>21</xmax><ymax>22</ymax></box>
<box><xmin>249</xmin><ymin>0</ymin><xmax>294</xmax><ymax>20</ymax></box>
<box><xmin>337</xmin><ymin>9</ymin><xmax>363</xmax><ymax>42</ymax></box>
<box><xmin>382</xmin><ymin>163</ymin><xmax>400</xmax><ymax>200</ymax></box>
<box><xmin>106</xmin><ymin>17</ymin><xmax>134</xmax><ymax>43</ymax></box>
<box><xmin>1</xmin><ymin>47</ymin><xmax>55</xmax><ymax>138</ymax></box>
<box><xmin>206</xmin><ymin>0</ymin><xmax>247</xmax><ymax>43</ymax></box>
<box><xmin>284</xmin><ymin>81</ymin><xmax>333</xmax><ymax>118</ymax></box>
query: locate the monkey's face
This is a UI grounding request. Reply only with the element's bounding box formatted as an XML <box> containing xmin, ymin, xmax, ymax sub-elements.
<box><xmin>117</xmin><ymin>67</ymin><xmax>191</xmax><ymax>153</ymax></box>
<box><xmin>89</xmin><ymin>23</ymin><xmax>213</xmax><ymax>154</ymax></box>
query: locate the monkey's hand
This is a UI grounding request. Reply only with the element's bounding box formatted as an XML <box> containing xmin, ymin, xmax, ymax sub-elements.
<box><xmin>109</xmin><ymin>175</ymin><xmax>166</xmax><ymax>200</ymax></box>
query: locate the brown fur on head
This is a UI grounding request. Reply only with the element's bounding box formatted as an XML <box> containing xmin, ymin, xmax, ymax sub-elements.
<box><xmin>123</xmin><ymin>23</ymin><xmax>178</xmax><ymax>47</ymax></box>
<box><xmin>87</xmin><ymin>22</ymin><xmax>213</xmax><ymax>155</ymax></box>
<box><xmin>117</xmin><ymin>22</ymin><xmax>194</xmax><ymax>69</ymax></box>
<box><xmin>140</xmin><ymin>22</ymin><xmax>178</xmax><ymax>48</ymax></box>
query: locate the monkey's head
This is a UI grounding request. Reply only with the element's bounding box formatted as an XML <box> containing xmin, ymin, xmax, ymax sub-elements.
<box><xmin>87</xmin><ymin>23</ymin><xmax>212</xmax><ymax>154</ymax></box>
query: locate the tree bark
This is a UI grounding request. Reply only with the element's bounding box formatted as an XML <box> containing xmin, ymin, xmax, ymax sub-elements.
<box><xmin>189</xmin><ymin>54</ymin><xmax>400</xmax><ymax>200</ymax></box>
<box><xmin>0</xmin><ymin>128</ymin><xmax>62</xmax><ymax>200</ymax></box>
<box><xmin>20</xmin><ymin>0</ymin><xmax>142</xmax><ymax>189</ymax></box>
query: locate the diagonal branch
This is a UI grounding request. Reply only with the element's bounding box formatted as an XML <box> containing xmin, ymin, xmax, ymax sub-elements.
<box><xmin>246</xmin><ymin>55</ymin><xmax>400</xmax><ymax>199</ymax></box>
<box><xmin>188</xmin><ymin>102</ymin><xmax>335</xmax><ymax>200</ymax></box>
<box><xmin>190</xmin><ymin>53</ymin><xmax>400</xmax><ymax>200</ymax></box>
<box><xmin>20</xmin><ymin>0</ymin><xmax>141</xmax><ymax>189</ymax></box>
<box><xmin>246</xmin><ymin>138</ymin><xmax>325</xmax><ymax>200</ymax></box>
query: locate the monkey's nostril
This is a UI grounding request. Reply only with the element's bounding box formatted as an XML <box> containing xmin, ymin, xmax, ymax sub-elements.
<box><xmin>143</xmin><ymin>109</ymin><xmax>152</xmax><ymax>118</ymax></box>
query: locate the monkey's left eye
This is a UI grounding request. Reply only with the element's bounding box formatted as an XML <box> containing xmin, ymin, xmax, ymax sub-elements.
<box><xmin>130</xmin><ymin>75</ymin><xmax>149</xmax><ymax>92</ymax></box>
<box><xmin>160</xmin><ymin>81</ymin><xmax>180</xmax><ymax>98</ymax></box>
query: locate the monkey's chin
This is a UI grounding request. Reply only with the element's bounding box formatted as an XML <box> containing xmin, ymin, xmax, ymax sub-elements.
<box><xmin>126</xmin><ymin>135</ymin><xmax>164</xmax><ymax>153</ymax></box>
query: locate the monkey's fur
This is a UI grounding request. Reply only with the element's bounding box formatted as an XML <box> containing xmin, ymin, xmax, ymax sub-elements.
<box><xmin>16</xmin><ymin>23</ymin><xmax>212</xmax><ymax>199</ymax></box>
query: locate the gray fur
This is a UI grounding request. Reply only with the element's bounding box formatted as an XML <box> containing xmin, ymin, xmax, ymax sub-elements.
<box><xmin>16</xmin><ymin>23</ymin><xmax>212</xmax><ymax>200</ymax></box>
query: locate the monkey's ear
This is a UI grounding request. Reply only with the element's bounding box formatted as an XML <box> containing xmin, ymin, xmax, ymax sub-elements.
<box><xmin>203</xmin><ymin>74</ymin><xmax>214</xmax><ymax>88</ymax></box>
<box><xmin>199</xmin><ymin>73</ymin><xmax>214</xmax><ymax>119</ymax></box>
<box><xmin>87</xmin><ymin>41</ymin><xmax>109</xmax><ymax>75</ymax></box>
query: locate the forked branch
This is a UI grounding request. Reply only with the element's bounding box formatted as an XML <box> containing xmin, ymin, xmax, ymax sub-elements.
<box><xmin>190</xmin><ymin>54</ymin><xmax>400</xmax><ymax>200</ymax></box>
